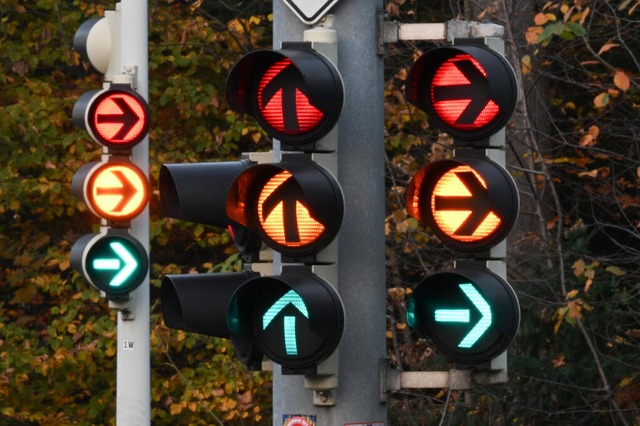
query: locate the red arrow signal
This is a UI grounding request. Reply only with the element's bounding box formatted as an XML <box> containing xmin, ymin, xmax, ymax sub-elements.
<box><xmin>84</xmin><ymin>88</ymin><xmax>150</xmax><ymax>150</ymax></box>
<box><xmin>431</xmin><ymin>54</ymin><xmax>500</xmax><ymax>130</ymax></box>
<box><xmin>226</xmin><ymin>47</ymin><xmax>344</xmax><ymax>147</ymax></box>
<box><xmin>258</xmin><ymin>59</ymin><xmax>324</xmax><ymax>135</ymax></box>
<box><xmin>406</xmin><ymin>45</ymin><xmax>518</xmax><ymax>142</ymax></box>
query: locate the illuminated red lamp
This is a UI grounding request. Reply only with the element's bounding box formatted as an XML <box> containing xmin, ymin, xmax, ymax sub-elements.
<box><xmin>73</xmin><ymin>86</ymin><xmax>150</xmax><ymax>150</ymax></box>
<box><xmin>406</xmin><ymin>156</ymin><xmax>519</xmax><ymax>253</ymax></box>
<box><xmin>226</xmin><ymin>46</ymin><xmax>343</xmax><ymax>148</ymax></box>
<box><xmin>406</xmin><ymin>45</ymin><xmax>517</xmax><ymax>141</ymax></box>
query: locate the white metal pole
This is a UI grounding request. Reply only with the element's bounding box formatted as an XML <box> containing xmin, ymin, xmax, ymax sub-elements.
<box><xmin>115</xmin><ymin>0</ymin><xmax>151</xmax><ymax>424</ymax></box>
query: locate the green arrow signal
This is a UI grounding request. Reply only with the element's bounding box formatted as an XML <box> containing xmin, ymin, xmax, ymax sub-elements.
<box><xmin>92</xmin><ymin>241</ymin><xmax>139</xmax><ymax>287</ymax></box>
<box><xmin>262</xmin><ymin>290</ymin><xmax>309</xmax><ymax>356</ymax></box>
<box><xmin>434</xmin><ymin>283</ymin><xmax>492</xmax><ymax>349</ymax></box>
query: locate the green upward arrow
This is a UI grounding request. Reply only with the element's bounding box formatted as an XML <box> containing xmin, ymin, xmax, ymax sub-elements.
<box><xmin>262</xmin><ymin>290</ymin><xmax>309</xmax><ymax>356</ymax></box>
<box><xmin>434</xmin><ymin>283</ymin><xmax>492</xmax><ymax>349</ymax></box>
<box><xmin>92</xmin><ymin>242</ymin><xmax>138</xmax><ymax>287</ymax></box>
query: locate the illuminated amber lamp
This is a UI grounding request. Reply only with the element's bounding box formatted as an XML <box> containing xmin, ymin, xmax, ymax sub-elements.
<box><xmin>74</xmin><ymin>161</ymin><xmax>149</xmax><ymax>222</ymax></box>
<box><xmin>227</xmin><ymin>162</ymin><xmax>343</xmax><ymax>259</ymax></box>
<box><xmin>407</xmin><ymin>157</ymin><xmax>519</xmax><ymax>252</ymax></box>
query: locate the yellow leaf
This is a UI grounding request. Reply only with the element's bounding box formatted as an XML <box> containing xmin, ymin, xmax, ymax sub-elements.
<box><xmin>579</xmin><ymin>134</ymin><xmax>593</xmax><ymax>147</ymax></box>
<box><xmin>618</xmin><ymin>376</ymin><xmax>633</xmax><ymax>388</ymax></box>
<box><xmin>588</xmin><ymin>125</ymin><xmax>600</xmax><ymax>139</ymax></box>
<box><xmin>545</xmin><ymin>13</ymin><xmax>557</xmax><ymax>21</ymax></box>
<box><xmin>614</xmin><ymin>70</ymin><xmax>630</xmax><ymax>91</ymax></box>
<box><xmin>567</xmin><ymin>300</ymin><xmax>583</xmax><ymax>320</ymax></box>
<box><xmin>553</xmin><ymin>307</ymin><xmax>567</xmax><ymax>334</ymax></box>
<box><xmin>521</xmin><ymin>54</ymin><xmax>533</xmax><ymax>75</ymax></box>
<box><xmin>170</xmin><ymin>403</ymin><xmax>183</xmax><ymax>415</ymax></box>
<box><xmin>580</xmin><ymin>7</ymin><xmax>590</xmax><ymax>25</ymax></box>
<box><xmin>593</xmin><ymin>92</ymin><xmax>609</xmax><ymax>108</ymax></box>
<box><xmin>584</xmin><ymin>276</ymin><xmax>594</xmax><ymax>292</ymax></box>
<box><xmin>606</xmin><ymin>265</ymin><xmax>626</xmax><ymax>276</ymax></box>
<box><xmin>525</xmin><ymin>26</ymin><xmax>544</xmax><ymax>44</ymax></box>
<box><xmin>598</xmin><ymin>42</ymin><xmax>619</xmax><ymax>55</ymax></box>
<box><xmin>534</xmin><ymin>13</ymin><xmax>549</xmax><ymax>25</ymax></box>
<box><xmin>566</xmin><ymin>289</ymin><xmax>579</xmax><ymax>299</ymax></box>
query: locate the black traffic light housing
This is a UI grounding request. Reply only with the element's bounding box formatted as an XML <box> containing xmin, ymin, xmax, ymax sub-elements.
<box><xmin>161</xmin><ymin>271</ymin><xmax>264</xmax><ymax>370</ymax></box>
<box><xmin>406</xmin><ymin>43</ymin><xmax>518</xmax><ymax>144</ymax></box>
<box><xmin>226</xmin><ymin>156</ymin><xmax>344</xmax><ymax>263</ymax></box>
<box><xmin>406</xmin><ymin>266</ymin><xmax>520</xmax><ymax>366</ymax></box>
<box><xmin>159</xmin><ymin>160</ymin><xmax>262</xmax><ymax>261</ymax></box>
<box><xmin>405</xmin><ymin>39</ymin><xmax>521</xmax><ymax>371</ymax></box>
<box><xmin>406</xmin><ymin>152</ymin><xmax>519</xmax><ymax>255</ymax></box>
<box><xmin>228</xmin><ymin>267</ymin><xmax>344</xmax><ymax>374</ymax></box>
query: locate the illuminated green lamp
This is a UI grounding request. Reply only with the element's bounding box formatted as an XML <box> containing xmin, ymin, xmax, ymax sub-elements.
<box><xmin>407</xmin><ymin>269</ymin><xmax>519</xmax><ymax>365</ymax></box>
<box><xmin>71</xmin><ymin>232</ymin><xmax>148</xmax><ymax>299</ymax></box>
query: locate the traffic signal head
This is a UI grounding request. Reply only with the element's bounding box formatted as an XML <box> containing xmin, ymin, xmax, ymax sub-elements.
<box><xmin>73</xmin><ymin>160</ymin><xmax>149</xmax><ymax>223</ymax></box>
<box><xmin>161</xmin><ymin>271</ymin><xmax>264</xmax><ymax>370</ymax></box>
<box><xmin>226</xmin><ymin>44</ymin><xmax>344</xmax><ymax>150</ymax></box>
<box><xmin>406</xmin><ymin>44</ymin><xmax>517</xmax><ymax>142</ymax></box>
<box><xmin>74</xmin><ymin>17</ymin><xmax>111</xmax><ymax>74</ymax></box>
<box><xmin>406</xmin><ymin>155</ymin><xmax>519</xmax><ymax>254</ymax></box>
<box><xmin>159</xmin><ymin>160</ymin><xmax>262</xmax><ymax>259</ymax></box>
<box><xmin>407</xmin><ymin>268</ymin><xmax>520</xmax><ymax>366</ymax></box>
<box><xmin>73</xmin><ymin>86</ymin><xmax>150</xmax><ymax>151</ymax></box>
<box><xmin>228</xmin><ymin>270</ymin><xmax>344</xmax><ymax>373</ymax></box>
<box><xmin>71</xmin><ymin>232</ymin><xmax>148</xmax><ymax>300</ymax></box>
<box><xmin>226</xmin><ymin>161</ymin><xmax>343</xmax><ymax>261</ymax></box>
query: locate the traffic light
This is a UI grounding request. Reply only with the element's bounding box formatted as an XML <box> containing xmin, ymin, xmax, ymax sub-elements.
<box><xmin>404</xmin><ymin>39</ymin><xmax>520</xmax><ymax>369</ymax></box>
<box><xmin>71</xmin><ymin>230</ymin><xmax>148</xmax><ymax>299</ymax></box>
<box><xmin>72</xmin><ymin>86</ymin><xmax>150</xmax><ymax>151</ymax></box>
<box><xmin>226</xmin><ymin>158</ymin><xmax>343</xmax><ymax>262</ymax></box>
<box><xmin>70</xmin><ymin>8</ymin><xmax>150</xmax><ymax>301</ymax></box>
<box><xmin>158</xmin><ymin>157</ymin><xmax>346</xmax><ymax>373</ymax></box>
<box><xmin>405</xmin><ymin>43</ymin><xmax>517</xmax><ymax>145</ymax></box>
<box><xmin>159</xmin><ymin>39</ymin><xmax>346</xmax><ymax>376</ymax></box>
<box><xmin>226</xmin><ymin>42</ymin><xmax>343</xmax><ymax>152</ymax></box>
<box><xmin>228</xmin><ymin>268</ymin><xmax>344</xmax><ymax>371</ymax></box>
<box><xmin>405</xmin><ymin>155</ymin><xmax>519</xmax><ymax>254</ymax></box>
<box><xmin>406</xmin><ymin>267</ymin><xmax>519</xmax><ymax>365</ymax></box>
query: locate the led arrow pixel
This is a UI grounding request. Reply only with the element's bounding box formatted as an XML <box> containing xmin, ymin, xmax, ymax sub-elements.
<box><xmin>92</xmin><ymin>241</ymin><xmax>139</xmax><ymax>288</ymax></box>
<box><xmin>262</xmin><ymin>290</ymin><xmax>309</xmax><ymax>356</ymax></box>
<box><xmin>434</xmin><ymin>283</ymin><xmax>492</xmax><ymax>349</ymax></box>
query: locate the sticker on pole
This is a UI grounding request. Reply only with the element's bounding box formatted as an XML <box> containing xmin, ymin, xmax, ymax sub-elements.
<box><xmin>283</xmin><ymin>414</ymin><xmax>316</xmax><ymax>426</ymax></box>
<box><xmin>283</xmin><ymin>0</ymin><xmax>340</xmax><ymax>25</ymax></box>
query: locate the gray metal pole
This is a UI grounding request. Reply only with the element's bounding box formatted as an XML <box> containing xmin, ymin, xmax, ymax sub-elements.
<box><xmin>272</xmin><ymin>0</ymin><xmax>387</xmax><ymax>423</ymax></box>
<box><xmin>115</xmin><ymin>0</ymin><xmax>151</xmax><ymax>424</ymax></box>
